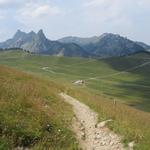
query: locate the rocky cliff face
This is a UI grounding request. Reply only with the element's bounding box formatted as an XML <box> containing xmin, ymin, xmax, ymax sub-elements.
<box><xmin>0</xmin><ymin>30</ymin><xmax>87</xmax><ymax>57</ymax></box>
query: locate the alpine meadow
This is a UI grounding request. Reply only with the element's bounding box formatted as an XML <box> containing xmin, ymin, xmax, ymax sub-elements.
<box><xmin>0</xmin><ymin>0</ymin><xmax>150</xmax><ymax>150</ymax></box>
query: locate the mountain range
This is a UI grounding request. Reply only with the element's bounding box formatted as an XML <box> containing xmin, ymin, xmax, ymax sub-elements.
<box><xmin>0</xmin><ymin>30</ymin><xmax>87</xmax><ymax>57</ymax></box>
<box><xmin>0</xmin><ymin>30</ymin><xmax>150</xmax><ymax>57</ymax></box>
<box><xmin>59</xmin><ymin>33</ymin><xmax>150</xmax><ymax>57</ymax></box>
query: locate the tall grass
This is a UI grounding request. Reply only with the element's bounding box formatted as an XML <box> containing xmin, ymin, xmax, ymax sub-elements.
<box><xmin>67</xmin><ymin>88</ymin><xmax>150</xmax><ymax>150</ymax></box>
<box><xmin>0</xmin><ymin>65</ymin><xmax>78</xmax><ymax>149</ymax></box>
<box><xmin>0</xmin><ymin>50</ymin><xmax>150</xmax><ymax>149</ymax></box>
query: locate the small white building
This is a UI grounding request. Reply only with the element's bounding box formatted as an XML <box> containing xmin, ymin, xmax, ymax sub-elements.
<box><xmin>42</xmin><ymin>67</ymin><xmax>49</xmax><ymax>70</ymax></box>
<box><xmin>73</xmin><ymin>80</ymin><xmax>84</xmax><ymax>85</ymax></box>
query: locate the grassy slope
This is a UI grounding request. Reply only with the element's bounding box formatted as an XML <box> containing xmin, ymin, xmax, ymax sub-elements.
<box><xmin>0</xmin><ymin>50</ymin><xmax>150</xmax><ymax>149</ymax></box>
<box><xmin>0</xmin><ymin>65</ymin><xmax>78</xmax><ymax>150</ymax></box>
<box><xmin>0</xmin><ymin>50</ymin><xmax>150</xmax><ymax>111</ymax></box>
<box><xmin>68</xmin><ymin>88</ymin><xmax>150</xmax><ymax>150</ymax></box>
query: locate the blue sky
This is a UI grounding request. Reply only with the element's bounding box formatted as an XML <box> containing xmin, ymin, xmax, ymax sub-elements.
<box><xmin>0</xmin><ymin>0</ymin><xmax>150</xmax><ymax>44</ymax></box>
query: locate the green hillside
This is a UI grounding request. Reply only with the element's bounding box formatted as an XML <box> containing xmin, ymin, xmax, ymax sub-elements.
<box><xmin>0</xmin><ymin>50</ymin><xmax>150</xmax><ymax>149</ymax></box>
<box><xmin>0</xmin><ymin>65</ymin><xmax>78</xmax><ymax>149</ymax></box>
<box><xmin>0</xmin><ymin>50</ymin><xmax>150</xmax><ymax>112</ymax></box>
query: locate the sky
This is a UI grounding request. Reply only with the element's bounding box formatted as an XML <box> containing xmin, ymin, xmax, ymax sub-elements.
<box><xmin>0</xmin><ymin>0</ymin><xmax>150</xmax><ymax>44</ymax></box>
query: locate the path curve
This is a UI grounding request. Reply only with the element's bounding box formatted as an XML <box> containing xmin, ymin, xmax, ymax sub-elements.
<box><xmin>60</xmin><ymin>93</ymin><xmax>131</xmax><ymax>150</ymax></box>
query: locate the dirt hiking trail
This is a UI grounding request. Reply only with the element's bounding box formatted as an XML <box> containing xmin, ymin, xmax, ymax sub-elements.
<box><xmin>60</xmin><ymin>93</ymin><xmax>133</xmax><ymax>150</ymax></box>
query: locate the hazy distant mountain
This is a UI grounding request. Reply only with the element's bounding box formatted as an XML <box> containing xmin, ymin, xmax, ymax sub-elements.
<box><xmin>136</xmin><ymin>41</ymin><xmax>150</xmax><ymax>51</ymax></box>
<box><xmin>58</xmin><ymin>36</ymin><xmax>101</xmax><ymax>46</ymax></box>
<box><xmin>0</xmin><ymin>30</ymin><xmax>148</xmax><ymax>57</ymax></box>
<box><xmin>0</xmin><ymin>30</ymin><xmax>87</xmax><ymax>57</ymax></box>
<box><xmin>59</xmin><ymin>33</ymin><xmax>146</xmax><ymax>57</ymax></box>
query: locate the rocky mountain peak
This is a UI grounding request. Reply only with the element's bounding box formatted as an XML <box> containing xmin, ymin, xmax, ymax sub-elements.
<box><xmin>100</xmin><ymin>33</ymin><xmax>121</xmax><ymax>39</ymax></box>
<box><xmin>29</xmin><ymin>31</ymin><xmax>36</xmax><ymax>36</ymax></box>
<box><xmin>0</xmin><ymin>30</ymin><xmax>149</xmax><ymax>57</ymax></box>
<box><xmin>13</xmin><ymin>29</ymin><xmax>26</xmax><ymax>40</ymax></box>
<box><xmin>37</xmin><ymin>29</ymin><xmax>46</xmax><ymax>39</ymax></box>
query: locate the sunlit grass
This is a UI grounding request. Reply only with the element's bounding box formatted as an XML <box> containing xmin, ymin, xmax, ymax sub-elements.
<box><xmin>67</xmin><ymin>88</ymin><xmax>150</xmax><ymax>150</ymax></box>
<box><xmin>0</xmin><ymin>65</ymin><xmax>78</xmax><ymax>149</ymax></box>
<box><xmin>0</xmin><ymin>50</ymin><xmax>150</xmax><ymax>149</ymax></box>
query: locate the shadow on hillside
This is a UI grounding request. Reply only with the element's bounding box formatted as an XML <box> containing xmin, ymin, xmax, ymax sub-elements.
<box><xmin>100</xmin><ymin>54</ymin><xmax>150</xmax><ymax>112</ymax></box>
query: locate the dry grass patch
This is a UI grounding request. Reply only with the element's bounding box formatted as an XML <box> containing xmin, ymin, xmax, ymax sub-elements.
<box><xmin>68</xmin><ymin>88</ymin><xmax>150</xmax><ymax>150</ymax></box>
<box><xmin>0</xmin><ymin>65</ymin><xmax>78</xmax><ymax>150</ymax></box>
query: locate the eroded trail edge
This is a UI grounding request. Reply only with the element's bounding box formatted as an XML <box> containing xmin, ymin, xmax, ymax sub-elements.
<box><xmin>60</xmin><ymin>93</ymin><xmax>131</xmax><ymax>150</ymax></box>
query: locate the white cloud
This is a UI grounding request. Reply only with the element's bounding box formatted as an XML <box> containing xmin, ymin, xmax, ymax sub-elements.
<box><xmin>0</xmin><ymin>0</ymin><xmax>150</xmax><ymax>43</ymax></box>
<box><xmin>0</xmin><ymin>15</ymin><xmax>4</xmax><ymax>19</ymax></box>
<box><xmin>0</xmin><ymin>9</ymin><xmax>7</xmax><ymax>20</ymax></box>
<box><xmin>32</xmin><ymin>5</ymin><xmax>61</xmax><ymax>18</ymax></box>
<box><xmin>80</xmin><ymin>0</ymin><xmax>150</xmax><ymax>43</ymax></box>
<box><xmin>0</xmin><ymin>0</ymin><xmax>22</xmax><ymax>8</ymax></box>
<box><xmin>0</xmin><ymin>0</ymin><xmax>12</xmax><ymax>5</ymax></box>
<box><xmin>84</xmin><ymin>0</ymin><xmax>108</xmax><ymax>7</ymax></box>
<box><xmin>137</xmin><ymin>0</ymin><xmax>150</xmax><ymax>6</ymax></box>
<box><xmin>82</xmin><ymin>0</ymin><xmax>123</xmax><ymax>23</ymax></box>
<box><xmin>19</xmin><ymin>2</ymin><xmax>64</xmax><ymax>19</ymax></box>
<box><xmin>13</xmin><ymin>1</ymin><xmax>65</xmax><ymax>36</ymax></box>
<box><xmin>82</xmin><ymin>0</ymin><xmax>150</xmax><ymax>25</ymax></box>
